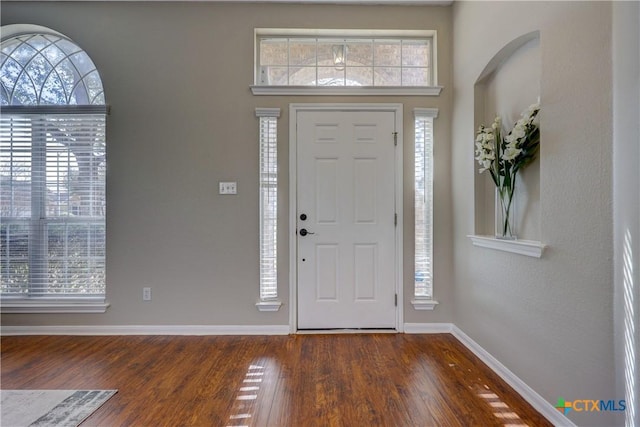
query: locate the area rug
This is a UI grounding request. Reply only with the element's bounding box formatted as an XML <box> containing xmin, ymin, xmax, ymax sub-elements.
<box><xmin>1</xmin><ymin>389</ymin><xmax>117</xmax><ymax>427</ymax></box>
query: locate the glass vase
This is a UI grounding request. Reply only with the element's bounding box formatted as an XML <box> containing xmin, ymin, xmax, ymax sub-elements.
<box><xmin>496</xmin><ymin>189</ymin><xmax>516</xmax><ymax>240</ymax></box>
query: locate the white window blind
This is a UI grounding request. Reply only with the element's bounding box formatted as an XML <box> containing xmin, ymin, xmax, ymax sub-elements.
<box><xmin>256</xmin><ymin>108</ymin><xmax>280</xmax><ymax>300</ymax></box>
<box><xmin>1</xmin><ymin>113</ymin><xmax>106</xmax><ymax>299</ymax></box>
<box><xmin>414</xmin><ymin>109</ymin><xmax>437</xmax><ymax>299</ymax></box>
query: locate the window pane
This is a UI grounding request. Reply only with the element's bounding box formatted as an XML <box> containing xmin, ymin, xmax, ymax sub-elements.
<box><xmin>374</xmin><ymin>67</ymin><xmax>401</xmax><ymax>86</ymax></box>
<box><xmin>260</xmin><ymin>39</ymin><xmax>288</xmax><ymax>66</ymax></box>
<box><xmin>0</xmin><ymin>223</ymin><xmax>30</xmax><ymax>294</ymax></box>
<box><xmin>84</xmin><ymin>71</ymin><xmax>104</xmax><ymax>104</ymax></box>
<box><xmin>259</xmin><ymin>115</ymin><xmax>278</xmax><ymax>300</ymax></box>
<box><xmin>25</xmin><ymin>55</ymin><xmax>53</xmax><ymax>95</ymax></box>
<box><xmin>54</xmin><ymin>38</ymin><xmax>82</xmax><ymax>57</ymax></box>
<box><xmin>1</xmin><ymin>33</ymin><xmax>104</xmax><ymax>106</ymax></box>
<box><xmin>0</xmin><ymin>58</ymin><xmax>22</xmax><ymax>95</ymax></box>
<box><xmin>256</xmin><ymin>34</ymin><xmax>433</xmax><ymax>88</ymax></box>
<box><xmin>414</xmin><ymin>115</ymin><xmax>433</xmax><ymax>299</ymax></box>
<box><xmin>289</xmin><ymin>40</ymin><xmax>316</xmax><ymax>66</ymax></box>
<box><xmin>317</xmin><ymin>41</ymin><xmax>337</xmax><ymax>67</ymax></box>
<box><xmin>317</xmin><ymin>67</ymin><xmax>345</xmax><ymax>86</ymax></box>
<box><xmin>262</xmin><ymin>66</ymin><xmax>289</xmax><ymax>85</ymax></box>
<box><xmin>46</xmin><ymin>222</ymin><xmax>105</xmax><ymax>295</ymax></box>
<box><xmin>41</xmin><ymin>73</ymin><xmax>67</xmax><ymax>105</ymax></box>
<box><xmin>1</xmin><ymin>119</ymin><xmax>32</xmax><ymax>218</ymax></box>
<box><xmin>11</xmin><ymin>42</ymin><xmax>37</xmax><ymax>67</ymax></box>
<box><xmin>346</xmin><ymin>67</ymin><xmax>372</xmax><ymax>86</ymax></box>
<box><xmin>1</xmin><ymin>114</ymin><xmax>106</xmax><ymax>299</ymax></box>
<box><xmin>42</xmin><ymin>44</ymin><xmax>66</xmax><ymax>66</ymax></box>
<box><xmin>346</xmin><ymin>41</ymin><xmax>373</xmax><ymax>66</ymax></box>
<box><xmin>402</xmin><ymin>67</ymin><xmax>430</xmax><ymax>86</ymax></box>
<box><xmin>290</xmin><ymin>67</ymin><xmax>316</xmax><ymax>86</ymax></box>
<box><xmin>402</xmin><ymin>40</ymin><xmax>430</xmax><ymax>67</ymax></box>
<box><xmin>374</xmin><ymin>40</ymin><xmax>401</xmax><ymax>66</ymax></box>
<box><xmin>13</xmin><ymin>72</ymin><xmax>37</xmax><ymax>105</ymax></box>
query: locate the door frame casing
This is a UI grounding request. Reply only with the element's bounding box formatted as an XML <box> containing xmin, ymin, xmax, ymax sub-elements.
<box><xmin>289</xmin><ymin>103</ymin><xmax>404</xmax><ymax>333</ymax></box>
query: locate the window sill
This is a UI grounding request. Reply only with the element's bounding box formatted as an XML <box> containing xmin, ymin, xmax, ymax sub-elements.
<box><xmin>411</xmin><ymin>299</ymin><xmax>439</xmax><ymax>310</ymax></box>
<box><xmin>0</xmin><ymin>300</ymin><xmax>110</xmax><ymax>314</ymax></box>
<box><xmin>256</xmin><ymin>300</ymin><xmax>282</xmax><ymax>312</ymax></box>
<box><xmin>467</xmin><ymin>235</ymin><xmax>546</xmax><ymax>258</ymax></box>
<box><xmin>250</xmin><ymin>85</ymin><xmax>443</xmax><ymax>96</ymax></box>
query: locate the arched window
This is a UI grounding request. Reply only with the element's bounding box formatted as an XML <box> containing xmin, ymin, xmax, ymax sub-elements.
<box><xmin>0</xmin><ymin>25</ymin><xmax>108</xmax><ymax>310</ymax></box>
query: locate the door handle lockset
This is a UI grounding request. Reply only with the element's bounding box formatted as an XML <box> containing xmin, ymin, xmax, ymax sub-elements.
<box><xmin>299</xmin><ymin>228</ymin><xmax>315</xmax><ymax>236</ymax></box>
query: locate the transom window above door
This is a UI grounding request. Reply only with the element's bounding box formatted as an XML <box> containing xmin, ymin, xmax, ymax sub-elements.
<box><xmin>251</xmin><ymin>29</ymin><xmax>442</xmax><ymax>96</ymax></box>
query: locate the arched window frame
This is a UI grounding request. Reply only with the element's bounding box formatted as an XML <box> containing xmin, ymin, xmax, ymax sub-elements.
<box><xmin>0</xmin><ymin>25</ymin><xmax>109</xmax><ymax>313</ymax></box>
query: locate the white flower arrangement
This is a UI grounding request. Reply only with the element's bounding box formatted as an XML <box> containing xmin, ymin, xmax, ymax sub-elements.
<box><xmin>475</xmin><ymin>103</ymin><xmax>540</xmax><ymax>238</ymax></box>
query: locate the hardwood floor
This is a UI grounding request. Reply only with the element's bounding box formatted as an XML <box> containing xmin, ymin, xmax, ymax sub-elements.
<box><xmin>1</xmin><ymin>334</ymin><xmax>552</xmax><ymax>426</ymax></box>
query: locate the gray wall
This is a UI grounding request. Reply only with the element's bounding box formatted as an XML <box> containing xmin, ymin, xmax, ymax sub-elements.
<box><xmin>0</xmin><ymin>2</ymin><xmax>454</xmax><ymax>326</ymax></box>
<box><xmin>452</xmin><ymin>2</ymin><xmax>617</xmax><ymax>426</ymax></box>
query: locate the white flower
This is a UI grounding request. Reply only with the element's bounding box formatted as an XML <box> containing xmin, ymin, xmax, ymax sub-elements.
<box><xmin>502</xmin><ymin>145</ymin><xmax>522</xmax><ymax>161</ymax></box>
<box><xmin>524</xmin><ymin>103</ymin><xmax>540</xmax><ymax>126</ymax></box>
<box><xmin>525</xmin><ymin>102</ymin><xmax>539</xmax><ymax>117</ymax></box>
<box><xmin>492</xmin><ymin>116</ymin><xmax>501</xmax><ymax>130</ymax></box>
<box><xmin>479</xmin><ymin>159</ymin><xmax>493</xmax><ymax>173</ymax></box>
<box><xmin>532</xmin><ymin>111</ymin><xmax>540</xmax><ymax>127</ymax></box>
<box><xmin>511</xmin><ymin>124</ymin><xmax>525</xmax><ymax>140</ymax></box>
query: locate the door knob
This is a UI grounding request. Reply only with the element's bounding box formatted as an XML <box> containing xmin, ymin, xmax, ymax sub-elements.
<box><xmin>299</xmin><ymin>228</ymin><xmax>315</xmax><ymax>236</ymax></box>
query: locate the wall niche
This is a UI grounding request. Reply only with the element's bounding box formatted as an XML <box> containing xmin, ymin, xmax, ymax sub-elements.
<box><xmin>473</xmin><ymin>31</ymin><xmax>542</xmax><ymax>244</ymax></box>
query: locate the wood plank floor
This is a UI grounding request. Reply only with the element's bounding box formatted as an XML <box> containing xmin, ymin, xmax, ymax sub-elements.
<box><xmin>1</xmin><ymin>334</ymin><xmax>552</xmax><ymax>426</ymax></box>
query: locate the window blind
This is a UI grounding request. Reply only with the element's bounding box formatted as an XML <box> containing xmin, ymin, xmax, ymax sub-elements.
<box><xmin>414</xmin><ymin>111</ymin><xmax>435</xmax><ymax>299</ymax></box>
<box><xmin>256</xmin><ymin>109</ymin><xmax>279</xmax><ymax>300</ymax></box>
<box><xmin>0</xmin><ymin>113</ymin><xmax>106</xmax><ymax>299</ymax></box>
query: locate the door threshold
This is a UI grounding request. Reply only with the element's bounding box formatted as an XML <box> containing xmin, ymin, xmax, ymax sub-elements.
<box><xmin>296</xmin><ymin>328</ymin><xmax>397</xmax><ymax>334</ymax></box>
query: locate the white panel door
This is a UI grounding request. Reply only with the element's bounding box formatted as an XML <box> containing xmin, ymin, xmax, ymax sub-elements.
<box><xmin>296</xmin><ymin>110</ymin><xmax>397</xmax><ymax>329</ymax></box>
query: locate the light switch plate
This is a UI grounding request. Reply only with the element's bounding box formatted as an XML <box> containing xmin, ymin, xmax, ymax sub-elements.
<box><xmin>219</xmin><ymin>181</ymin><xmax>237</xmax><ymax>195</ymax></box>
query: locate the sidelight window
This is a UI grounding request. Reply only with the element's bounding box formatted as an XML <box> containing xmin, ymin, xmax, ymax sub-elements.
<box><xmin>413</xmin><ymin>108</ymin><xmax>438</xmax><ymax>306</ymax></box>
<box><xmin>256</xmin><ymin>108</ymin><xmax>280</xmax><ymax>307</ymax></box>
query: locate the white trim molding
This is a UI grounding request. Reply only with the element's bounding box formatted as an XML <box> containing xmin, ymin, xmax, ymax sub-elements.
<box><xmin>411</xmin><ymin>299</ymin><xmax>439</xmax><ymax>310</ymax></box>
<box><xmin>468</xmin><ymin>235</ymin><xmax>546</xmax><ymax>258</ymax></box>
<box><xmin>251</xmin><ymin>86</ymin><xmax>443</xmax><ymax>96</ymax></box>
<box><xmin>403</xmin><ymin>322</ymin><xmax>453</xmax><ymax>334</ymax></box>
<box><xmin>6</xmin><ymin>0</ymin><xmax>452</xmax><ymax>3</ymax></box>
<box><xmin>0</xmin><ymin>301</ymin><xmax>109</xmax><ymax>314</ymax></box>
<box><xmin>413</xmin><ymin>107</ymin><xmax>440</xmax><ymax>118</ymax></box>
<box><xmin>0</xmin><ymin>324</ymin><xmax>291</xmax><ymax>336</ymax></box>
<box><xmin>255</xmin><ymin>300</ymin><xmax>283</xmax><ymax>312</ymax></box>
<box><xmin>451</xmin><ymin>325</ymin><xmax>576</xmax><ymax>427</ymax></box>
<box><xmin>255</xmin><ymin>107</ymin><xmax>281</xmax><ymax>117</ymax></box>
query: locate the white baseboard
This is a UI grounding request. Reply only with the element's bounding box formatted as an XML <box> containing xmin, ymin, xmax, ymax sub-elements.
<box><xmin>450</xmin><ymin>325</ymin><xmax>575</xmax><ymax>427</ymax></box>
<box><xmin>0</xmin><ymin>324</ymin><xmax>291</xmax><ymax>336</ymax></box>
<box><xmin>403</xmin><ymin>322</ymin><xmax>453</xmax><ymax>334</ymax></box>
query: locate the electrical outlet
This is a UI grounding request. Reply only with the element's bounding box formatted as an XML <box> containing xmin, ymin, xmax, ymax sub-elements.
<box><xmin>143</xmin><ymin>287</ymin><xmax>151</xmax><ymax>301</ymax></box>
<box><xmin>219</xmin><ymin>181</ymin><xmax>237</xmax><ymax>195</ymax></box>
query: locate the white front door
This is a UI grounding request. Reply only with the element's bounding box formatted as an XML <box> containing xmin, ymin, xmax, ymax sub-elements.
<box><xmin>295</xmin><ymin>108</ymin><xmax>398</xmax><ymax>329</ymax></box>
